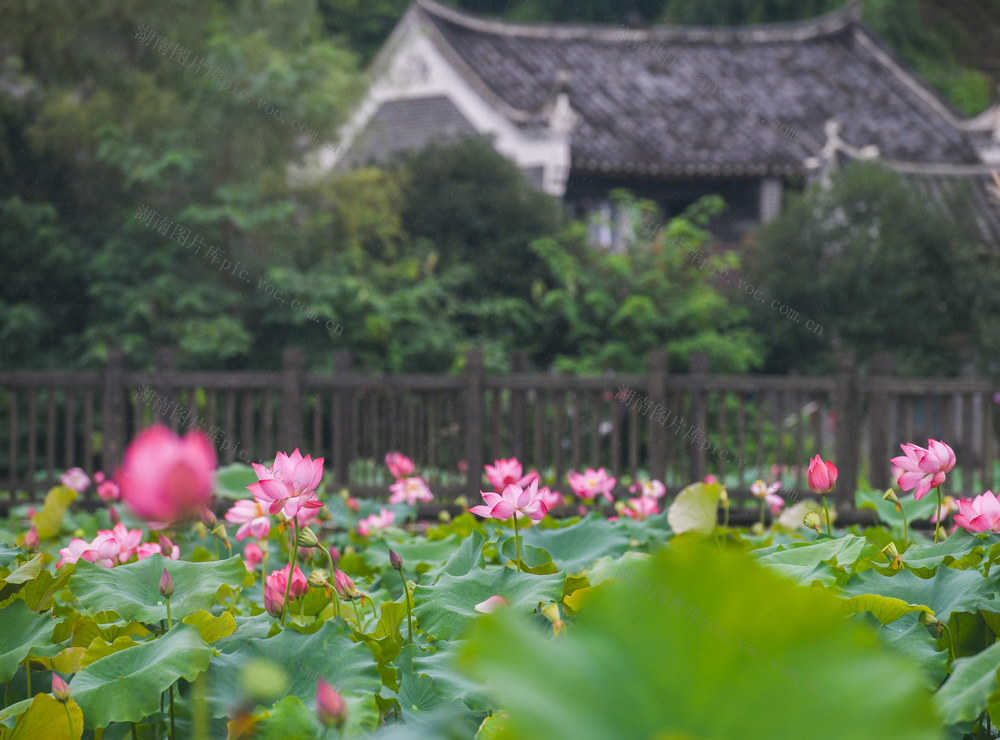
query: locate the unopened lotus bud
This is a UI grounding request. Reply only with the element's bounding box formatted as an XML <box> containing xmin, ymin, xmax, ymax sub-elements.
<box><xmin>333</xmin><ymin>569</ymin><xmax>357</xmax><ymax>599</ymax></box>
<box><xmin>23</xmin><ymin>526</ymin><xmax>39</xmax><ymax>553</ymax></box>
<box><xmin>803</xmin><ymin>511</ymin><xmax>822</xmax><ymax>533</ymax></box>
<box><xmin>327</xmin><ymin>545</ymin><xmax>340</xmax><ymax>563</ymax></box>
<box><xmin>201</xmin><ymin>508</ymin><xmax>218</xmax><ymax>529</ymax></box>
<box><xmin>159</xmin><ymin>568</ymin><xmax>175</xmax><ymax>598</ymax></box>
<box><xmin>389</xmin><ymin>549</ymin><xmax>403</xmax><ymax>571</ymax></box>
<box><xmin>108</xmin><ymin>505</ymin><xmax>120</xmax><ymax>525</ymax></box>
<box><xmin>159</xmin><ymin>533</ymin><xmax>175</xmax><ymax>554</ymax></box>
<box><xmin>309</xmin><ymin>569</ymin><xmax>331</xmax><ymax>588</ymax></box>
<box><xmin>52</xmin><ymin>673</ymin><xmax>71</xmax><ymax>703</ymax></box>
<box><xmin>316</xmin><ymin>678</ymin><xmax>347</xmax><ymax>728</ymax></box>
<box><xmin>298</xmin><ymin>546</ymin><xmax>315</xmax><ymax>561</ymax></box>
<box><xmin>346</xmin><ymin>497</ymin><xmax>359</xmax><ymax>513</ymax></box>
<box><xmin>297</xmin><ymin>526</ymin><xmax>319</xmax><ymax>548</ymax></box>
<box><xmin>883</xmin><ymin>489</ymin><xmax>902</xmax><ymax>512</ymax></box>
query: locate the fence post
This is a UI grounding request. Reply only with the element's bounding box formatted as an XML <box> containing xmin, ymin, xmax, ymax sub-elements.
<box><xmin>688</xmin><ymin>352</ymin><xmax>709</xmax><ymax>482</ymax></box>
<box><xmin>510</xmin><ymin>352</ymin><xmax>529</xmax><ymax>462</ymax></box>
<box><xmin>280</xmin><ymin>347</ymin><xmax>305</xmax><ymax>451</ymax></box>
<box><xmin>834</xmin><ymin>352</ymin><xmax>859</xmax><ymax>513</ymax></box>
<box><xmin>647</xmin><ymin>350</ymin><xmax>669</xmax><ymax>482</ymax></box>
<box><xmin>868</xmin><ymin>353</ymin><xmax>893</xmax><ymax>491</ymax></box>
<box><xmin>153</xmin><ymin>347</ymin><xmax>176</xmax><ymax>427</ymax></box>
<box><xmin>102</xmin><ymin>348</ymin><xmax>126</xmax><ymax>473</ymax></box>
<box><xmin>332</xmin><ymin>350</ymin><xmax>353</xmax><ymax>488</ymax></box>
<box><xmin>465</xmin><ymin>348</ymin><xmax>485</xmax><ymax>495</ymax></box>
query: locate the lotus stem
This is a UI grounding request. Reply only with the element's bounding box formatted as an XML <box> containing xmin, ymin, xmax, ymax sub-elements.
<box><xmin>169</xmin><ymin>685</ymin><xmax>176</xmax><ymax>740</ymax></box>
<box><xmin>822</xmin><ymin>494</ymin><xmax>831</xmax><ymax>536</ymax></box>
<box><xmin>63</xmin><ymin>702</ymin><xmax>75</xmax><ymax>738</ymax></box>
<box><xmin>513</xmin><ymin>515</ymin><xmax>522</xmax><ymax>572</ymax></box>
<box><xmin>935</xmin><ymin>489</ymin><xmax>942</xmax><ymax>544</ymax></box>
<box><xmin>24</xmin><ymin>661</ymin><xmax>30</xmax><ymax>697</ymax></box>
<box><xmin>398</xmin><ymin>569</ymin><xmax>414</xmax><ymax>645</ymax></box>
<box><xmin>759</xmin><ymin>499</ymin><xmax>766</xmax><ymax>529</ymax></box>
<box><xmin>280</xmin><ymin>519</ymin><xmax>300</xmax><ymax>625</ymax></box>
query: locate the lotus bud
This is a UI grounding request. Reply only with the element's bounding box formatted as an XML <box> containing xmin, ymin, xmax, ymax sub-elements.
<box><xmin>23</xmin><ymin>526</ymin><xmax>39</xmax><ymax>553</ymax></box>
<box><xmin>883</xmin><ymin>489</ymin><xmax>902</xmax><ymax>512</ymax></box>
<box><xmin>333</xmin><ymin>569</ymin><xmax>357</xmax><ymax>599</ymax></box>
<box><xmin>438</xmin><ymin>510</ymin><xmax>451</xmax><ymax>523</ymax></box>
<box><xmin>52</xmin><ymin>673</ymin><xmax>71</xmax><ymax>703</ymax></box>
<box><xmin>298</xmin><ymin>546</ymin><xmax>315</xmax><ymax>561</ymax></box>
<box><xmin>297</xmin><ymin>526</ymin><xmax>319</xmax><ymax>548</ymax></box>
<box><xmin>803</xmin><ymin>511</ymin><xmax>823</xmax><ymax>533</ymax></box>
<box><xmin>389</xmin><ymin>549</ymin><xmax>403</xmax><ymax>571</ymax></box>
<box><xmin>454</xmin><ymin>495</ymin><xmax>468</xmax><ymax>509</ymax></box>
<box><xmin>108</xmin><ymin>505</ymin><xmax>120</xmax><ymax>525</ymax></box>
<box><xmin>327</xmin><ymin>545</ymin><xmax>341</xmax><ymax>563</ymax></box>
<box><xmin>159</xmin><ymin>567</ymin><xmax>175</xmax><ymax>598</ymax></box>
<box><xmin>201</xmin><ymin>508</ymin><xmax>218</xmax><ymax>529</ymax></box>
<box><xmin>346</xmin><ymin>497</ymin><xmax>359</xmax><ymax>513</ymax></box>
<box><xmin>308</xmin><ymin>569</ymin><xmax>331</xmax><ymax>588</ymax></box>
<box><xmin>159</xmin><ymin>533</ymin><xmax>175</xmax><ymax>554</ymax></box>
<box><xmin>316</xmin><ymin>678</ymin><xmax>347</xmax><ymax>728</ymax></box>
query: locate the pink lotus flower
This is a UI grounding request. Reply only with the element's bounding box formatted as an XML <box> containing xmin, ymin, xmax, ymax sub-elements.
<box><xmin>954</xmin><ymin>491</ymin><xmax>1000</xmax><ymax>533</ymax></box>
<box><xmin>629</xmin><ymin>479</ymin><xmax>666</xmax><ymax>499</ymax></box>
<box><xmin>484</xmin><ymin>458</ymin><xmax>538</xmax><ymax>491</ymax></box>
<box><xmin>474</xmin><ymin>595</ymin><xmax>510</xmax><ymax>613</ymax></box>
<box><xmin>346</xmin><ymin>497</ymin><xmax>360</xmax><ymax>513</ymax></box>
<box><xmin>57</xmin><ymin>534</ymin><xmax>118</xmax><ymax>568</ymax></box>
<box><xmin>807</xmin><ymin>455</ymin><xmax>838</xmax><ymax>494</ymax></box>
<box><xmin>264</xmin><ymin>564</ymin><xmax>308</xmax><ymax>617</ymax></box>
<box><xmin>316</xmin><ymin>678</ymin><xmax>347</xmax><ymax>727</ymax></box>
<box><xmin>108</xmin><ymin>522</ymin><xmax>143</xmax><ymax>562</ymax></box>
<box><xmin>225</xmin><ymin>499</ymin><xmax>271</xmax><ymax>541</ymax></box>
<box><xmin>248</xmin><ymin>449</ymin><xmax>325</xmax><ymax>519</ymax></box>
<box><xmin>621</xmin><ymin>496</ymin><xmax>660</xmax><ymax>521</ymax></box>
<box><xmin>384</xmin><ymin>452</ymin><xmax>415</xmax><ymax>480</ymax></box>
<box><xmin>765</xmin><ymin>493</ymin><xmax>784</xmax><ymax>515</ymax></box>
<box><xmin>469</xmin><ymin>480</ymin><xmax>547</xmax><ymax>521</ymax></box>
<box><xmin>357</xmin><ymin>508</ymin><xmax>395</xmax><ymax>536</ymax></box>
<box><xmin>567</xmin><ymin>468</ymin><xmax>617</xmax><ymax>502</ymax></box>
<box><xmin>891</xmin><ymin>440</ymin><xmax>956</xmax><ymax>501</ymax></box>
<box><xmin>117</xmin><ymin>425</ymin><xmax>216</xmax><ymax>523</ymax></box>
<box><xmin>97</xmin><ymin>479</ymin><xmax>120</xmax><ymax>502</ymax></box>
<box><xmin>751</xmin><ymin>480</ymin><xmax>782</xmax><ymax>500</ymax></box>
<box><xmin>60</xmin><ymin>467</ymin><xmax>91</xmax><ymax>492</ymax></box>
<box><xmin>243</xmin><ymin>542</ymin><xmax>264</xmax><ymax>570</ymax></box>
<box><xmin>388</xmin><ymin>476</ymin><xmax>434</xmax><ymax>506</ymax></box>
<box><xmin>703</xmin><ymin>474</ymin><xmax>719</xmax><ymax>485</ymax></box>
<box><xmin>136</xmin><ymin>541</ymin><xmax>180</xmax><ymax>560</ymax></box>
<box><xmin>537</xmin><ymin>486</ymin><xmax>565</xmax><ymax>511</ymax></box>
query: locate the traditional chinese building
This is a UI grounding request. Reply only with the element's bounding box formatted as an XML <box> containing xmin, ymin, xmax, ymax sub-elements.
<box><xmin>326</xmin><ymin>0</ymin><xmax>1000</xmax><ymax>248</ymax></box>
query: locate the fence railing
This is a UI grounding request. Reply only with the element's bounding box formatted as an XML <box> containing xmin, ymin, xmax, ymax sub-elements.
<box><xmin>1</xmin><ymin>348</ymin><xmax>998</xmax><ymax>513</ymax></box>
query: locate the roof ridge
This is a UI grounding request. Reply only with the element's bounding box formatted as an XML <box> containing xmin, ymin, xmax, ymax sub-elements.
<box><xmin>415</xmin><ymin>0</ymin><xmax>861</xmax><ymax>43</ymax></box>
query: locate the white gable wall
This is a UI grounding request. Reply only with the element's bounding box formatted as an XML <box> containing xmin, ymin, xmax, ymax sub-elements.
<box><xmin>318</xmin><ymin>11</ymin><xmax>573</xmax><ymax>196</ymax></box>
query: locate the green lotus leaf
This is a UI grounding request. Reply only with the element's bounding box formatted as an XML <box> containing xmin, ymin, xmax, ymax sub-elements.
<box><xmin>70</xmin><ymin>554</ymin><xmax>248</xmax><ymax>622</ymax></box>
<box><xmin>935</xmin><ymin>640</ymin><xmax>1000</xmax><ymax>725</ymax></box>
<box><xmin>841</xmin><ymin>566</ymin><xmax>1000</xmax><ymax>623</ymax></box>
<box><xmin>0</xmin><ymin>601</ymin><xmax>59</xmax><ymax>682</ymax></box>
<box><xmin>69</xmin><ymin>623</ymin><xmax>213</xmax><ymax>728</ymax></box>
<box><xmin>459</xmin><ymin>545</ymin><xmax>940</xmax><ymax>740</ymax></box>
<box><xmin>520</xmin><ymin>514</ymin><xmax>630</xmax><ymax>574</ymax></box>
<box><xmin>412</xmin><ymin>566</ymin><xmax>564</xmax><ymax>642</ymax></box>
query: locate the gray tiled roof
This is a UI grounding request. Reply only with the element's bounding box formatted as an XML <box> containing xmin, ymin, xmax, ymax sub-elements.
<box><xmin>414</xmin><ymin>0</ymin><xmax>982</xmax><ymax>177</ymax></box>
<box><xmin>340</xmin><ymin>95</ymin><xmax>478</xmax><ymax>168</ymax></box>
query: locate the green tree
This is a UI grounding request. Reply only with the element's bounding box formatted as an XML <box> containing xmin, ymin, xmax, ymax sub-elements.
<box><xmin>745</xmin><ymin>162</ymin><xmax>986</xmax><ymax>376</ymax></box>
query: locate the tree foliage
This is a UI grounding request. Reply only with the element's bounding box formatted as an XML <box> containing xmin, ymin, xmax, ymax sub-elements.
<box><xmin>745</xmin><ymin>162</ymin><xmax>989</xmax><ymax>376</ymax></box>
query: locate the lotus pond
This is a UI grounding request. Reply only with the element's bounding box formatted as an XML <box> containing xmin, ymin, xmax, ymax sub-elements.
<box><xmin>0</xmin><ymin>433</ymin><xmax>998</xmax><ymax>739</ymax></box>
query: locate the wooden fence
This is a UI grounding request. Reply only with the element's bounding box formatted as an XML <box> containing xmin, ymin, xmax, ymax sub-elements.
<box><xmin>1</xmin><ymin>348</ymin><xmax>998</xmax><ymax>517</ymax></box>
